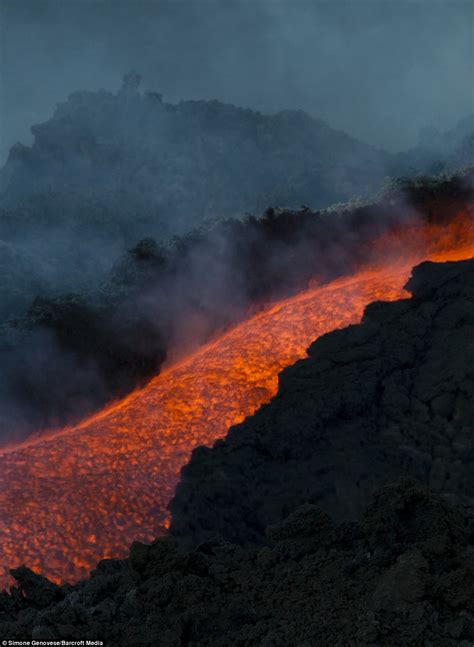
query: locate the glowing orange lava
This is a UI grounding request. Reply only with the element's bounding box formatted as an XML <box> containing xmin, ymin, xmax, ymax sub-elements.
<box><xmin>0</xmin><ymin>213</ymin><xmax>473</xmax><ymax>588</ymax></box>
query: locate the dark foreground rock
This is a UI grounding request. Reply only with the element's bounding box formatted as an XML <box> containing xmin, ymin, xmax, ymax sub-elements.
<box><xmin>170</xmin><ymin>257</ymin><xmax>474</xmax><ymax>547</ymax></box>
<box><xmin>2</xmin><ymin>480</ymin><xmax>474</xmax><ymax>645</ymax></box>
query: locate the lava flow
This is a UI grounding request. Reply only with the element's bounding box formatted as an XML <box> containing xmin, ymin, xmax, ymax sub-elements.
<box><xmin>0</xmin><ymin>214</ymin><xmax>473</xmax><ymax>588</ymax></box>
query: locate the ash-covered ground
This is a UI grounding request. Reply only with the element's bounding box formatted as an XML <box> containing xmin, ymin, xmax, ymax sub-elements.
<box><xmin>1</xmin><ymin>256</ymin><xmax>473</xmax><ymax>646</ymax></box>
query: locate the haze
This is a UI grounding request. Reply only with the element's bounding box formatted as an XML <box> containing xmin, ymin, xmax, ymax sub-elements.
<box><xmin>0</xmin><ymin>0</ymin><xmax>473</xmax><ymax>164</ymax></box>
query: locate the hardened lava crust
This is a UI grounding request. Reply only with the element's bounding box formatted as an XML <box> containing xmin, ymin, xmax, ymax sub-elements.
<box><xmin>170</xmin><ymin>257</ymin><xmax>474</xmax><ymax>546</ymax></box>
<box><xmin>1</xmin><ymin>480</ymin><xmax>474</xmax><ymax>646</ymax></box>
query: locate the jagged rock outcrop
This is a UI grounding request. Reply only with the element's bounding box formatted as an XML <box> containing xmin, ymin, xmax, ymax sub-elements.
<box><xmin>0</xmin><ymin>74</ymin><xmax>392</xmax><ymax>224</ymax></box>
<box><xmin>2</xmin><ymin>480</ymin><xmax>474</xmax><ymax>645</ymax></box>
<box><xmin>170</xmin><ymin>257</ymin><xmax>474</xmax><ymax>547</ymax></box>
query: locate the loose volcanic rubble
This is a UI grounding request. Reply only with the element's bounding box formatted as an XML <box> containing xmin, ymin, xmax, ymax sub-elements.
<box><xmin>1</xmin><ymin>480</ymin><xmax>474</xmax><ymax>645</ymax></box>
<box><xmin>170</xmin><ymin>258</ymin><xmax>474</xmax><ymax>546</ymax></box>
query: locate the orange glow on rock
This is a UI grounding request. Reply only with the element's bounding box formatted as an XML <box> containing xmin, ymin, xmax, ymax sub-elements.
<box><xmin>0</xmin><ymin>213</ymin><xmax>473</xmax><ymax>588</ymax></box>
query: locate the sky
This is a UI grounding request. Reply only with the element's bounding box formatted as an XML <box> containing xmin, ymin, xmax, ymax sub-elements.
<box><xmin>0</xmin><ymin>0</ymin><xmax>473</xmax><ymax>163</ymax></box>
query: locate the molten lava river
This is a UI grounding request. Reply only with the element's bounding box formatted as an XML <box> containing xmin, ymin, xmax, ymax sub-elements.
<box><xmin>0</xmin><ymin>215</ymin><xmax>473</xmax><ymax>588</ymax></box>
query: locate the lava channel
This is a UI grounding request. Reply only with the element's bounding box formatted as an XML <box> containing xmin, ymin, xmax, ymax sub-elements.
<box><xmin>0</xmin><ymin>214</ymin><xmax>473</xmax><ymax>588</ymax></box>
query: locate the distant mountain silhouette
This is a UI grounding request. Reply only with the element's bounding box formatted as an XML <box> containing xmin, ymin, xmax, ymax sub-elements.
<box><xmin>0</xmin><ymin>73</ymin><xmax>472</xmax><ymax>321</ymax></box>
<box><xmin>0</xmin><ymin>73</ymin><xmax>394</xmax><ymax>232</ymax></box>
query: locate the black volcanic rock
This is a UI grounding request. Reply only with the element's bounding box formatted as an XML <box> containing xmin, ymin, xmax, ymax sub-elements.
<box><xmin>7</xmin><ymin>567</ymin><xmax>63</xmax><ymax>609</ymax></box>
<box><xmin>169</xmin><ymin>257</ymin><xmax>474</xmax><ymax>547</ymax></box>
<box><xmin>2</xmin><ymin>481</ymin><xmax>474</xmax><ymax>645</ymax></box>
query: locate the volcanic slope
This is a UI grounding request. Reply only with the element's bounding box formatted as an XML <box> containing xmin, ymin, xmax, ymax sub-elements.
<box><xmin>3</xmin><ymin>259</ymin><xmax>474</xmax><ymax>646</ymax></box>
<box><xmin>171</xmin><ymin>257</ymin><xmax>474</xmax><ymax>547</ymax></box>
<box><xmin>0</xmin><ymin>216</ymin><xmax>472</xmax><ymax>589</ymax></box>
